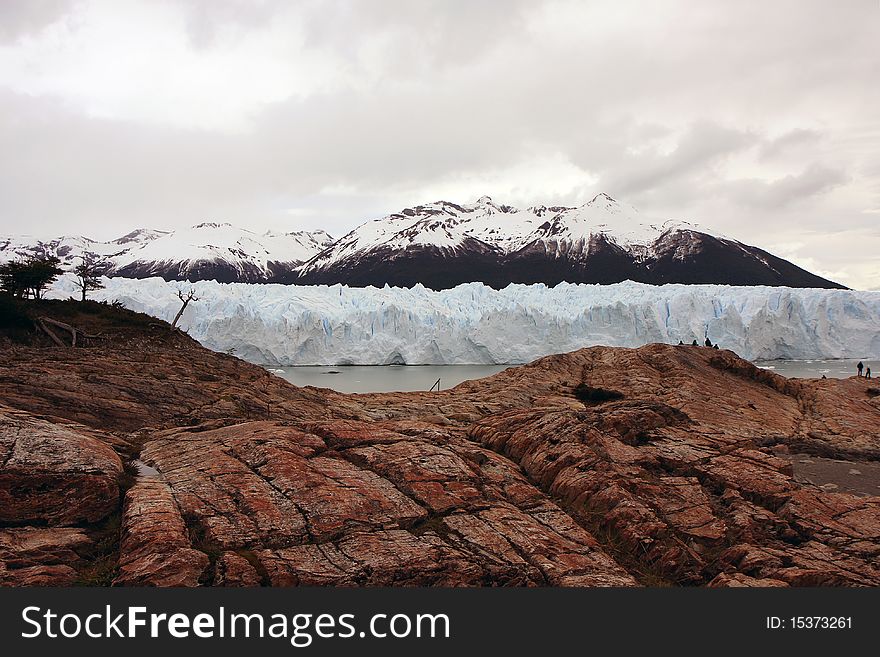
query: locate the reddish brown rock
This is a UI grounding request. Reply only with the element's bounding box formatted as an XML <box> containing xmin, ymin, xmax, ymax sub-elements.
<box><xmin>0</xmin><ymin>405</ymin><xmax>122</xmax><ymax>525</ymax></box>
<box><xmin>114</xmin><ymin>478</ymin><xmax>209</xmax><ymax>587</ymax></box>
<box><xmin>0</xmin><ymin>527</ymin><xmax>93</xmax><ymax>586</ymax></box>
<box><xmin>213</xmin><ymin>552</ymin><xmax>262</xmax><ymax>587</ymax></box>
<box><xmin>708</xmin><ymin>573</ymin><xmax>789</xmax><ymax>588</ymax></box>
<box><xmin>778</xmin><ymin>490</ymin><xmax>880</xmax><ymax>559</ymax></box>
<box><xmin>466</xmin><ymin>347</ymin><xmax>880</xmax><ymax>585</ymax></box>
<box><xmin>138</xmin><ymin>419</ymin><xmax>636</xmax><ymax>586</ymax></box>
<box><xmin>2</xmin><ymin>304</ymin><xmax>879</xmax><ymax>587</ymax></box>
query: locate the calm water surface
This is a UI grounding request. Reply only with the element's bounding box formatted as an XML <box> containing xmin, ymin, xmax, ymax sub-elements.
<box><xmin>270</xmin><ymin>359</ymin><xmax>877</xmax><ymax>393</ymax></box>
<box><xmin>271</xmin><ymin>364</ymin><xmax>510</xmax><ymax>393</ymax></box>
<box><xmin>753</xmin><ymin>359</ymin><xmax>878</xmax><ymax>379</ymax></box>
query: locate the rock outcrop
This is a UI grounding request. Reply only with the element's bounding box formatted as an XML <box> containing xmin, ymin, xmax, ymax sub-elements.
<box><xmin>114</xmin><ymin>478</ymin><xmax>210</xmax><ymax>586</ymax></box>
<box><xmin>0</xmin><ymin>527</ymin><xmax>94</xmax><ymax>586</ymax></box>
<box><xmin>0</xmin><ymin>406</ymin><xmax>123</xmax><ymax>526</ymax></box>
<box><xmin>1</xmin><ymin>303</ymin><xmax>878</xmax><ymax>586</ymax></box>
<box><xmin>136</xmin><ymin>419</ymin><xmax>635</xmax><ymax>586</ymax></box>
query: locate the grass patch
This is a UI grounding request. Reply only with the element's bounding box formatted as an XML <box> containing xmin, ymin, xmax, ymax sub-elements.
<box><xmin>182</xmin><ymin>512</ymin><xmax>223</xmax><ymax>585</ymax></box>
<box><xmin>575</xmin><ymin>507</ymin><xmax>680</xmax><ymax>587</ymax></box>
<box><xmin>74</xmin><ymin>551</ymin><xmax>119</xmax><ymax>587</ymax></box>
<box><xmin>73</xmin><ymin>512</ymin><xmax>122</xmax><ymax>587</ymax></box>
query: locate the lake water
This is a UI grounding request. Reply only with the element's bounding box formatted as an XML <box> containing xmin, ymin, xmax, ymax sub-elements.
<box><xmin>270</xmin><ymin>364</ymin><xmax>511</xmax><ymax>393</ymax></box>
<box><xmin>753</xmin><ymin>359</ymin><xmax>878</xmax><ymax>379</ymax></box>
<box><xmin>270</xmin><ymin>359</ymin><xmax>877</xmax><ymax>393</ymax></box>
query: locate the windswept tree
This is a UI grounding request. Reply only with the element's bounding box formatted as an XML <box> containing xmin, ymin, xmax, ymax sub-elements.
<box><xmin>0</xmin><ymin>255</ymin><xmax>63</xmax><ymax>299</ymax></box>
<box><xmin>170</xmin><ymin>288</ymin><xmax>199</xmax><ymax>330</ymax></box>
<box><xmin>73</xmin><ymin>253</ymin><xmax>106</xmax><ymax>301</ymax></box>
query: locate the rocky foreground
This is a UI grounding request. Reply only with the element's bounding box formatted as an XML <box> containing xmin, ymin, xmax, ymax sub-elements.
<box><xmin>1</xmin><ymin>301</ymin><xmax>879</xmax><ymax>586</ymax></box>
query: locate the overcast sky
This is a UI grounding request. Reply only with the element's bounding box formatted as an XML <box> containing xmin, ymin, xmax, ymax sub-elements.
<box><xmin>0</xmin><ymin>0</ymin><xmax>878</xmax><ymax>288</ymax></box>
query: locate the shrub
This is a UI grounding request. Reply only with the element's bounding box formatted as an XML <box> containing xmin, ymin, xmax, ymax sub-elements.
<box><xmin>0</xmin><ymin>294</ymin><xmax>31</xmax><ymax>332</ymax></box>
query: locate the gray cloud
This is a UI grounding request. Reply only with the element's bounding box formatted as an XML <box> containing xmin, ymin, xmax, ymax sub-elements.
<box><xmin>759</xmin><ymin>129</ymin><xmax>823</xmax><ymax>161</ymax></box>
<box><xmin>177</xmin><ymin>0</ymin><xmax>287</xmax><ymax>48</ymax></box>
<box><xmin>0</xmin><ymin>0</ymin><xmax>77</xmax><ymax>42</ymax></box>
<box><xmin>727</xmin><ymin>165</ymin><xmax>850</xmax><ymax>210</ymax></box>
<box><xmin>297</xmin><ymin>0</ymin><xmax>533</xmax><ymax>71</ymax></box>
<box><xmin>0</xmin><ymin>0</ymin><xmax>878</xmax><ymax>287</ymax></box>
<box><xmin>603</xmin><ymin>122</ymin><xmax>758</xmax><ymax>197</ymax></box>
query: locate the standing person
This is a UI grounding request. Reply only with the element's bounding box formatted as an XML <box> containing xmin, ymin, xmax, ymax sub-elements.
<box><xmin>857</xmin><ymin>361</ymin><xmax>864</xmax><ymax>377</ymax></box>
<box><xmin>867</xmin><ymin>367</ymin><xmax>872</xmax><ymax>379</ymax></box>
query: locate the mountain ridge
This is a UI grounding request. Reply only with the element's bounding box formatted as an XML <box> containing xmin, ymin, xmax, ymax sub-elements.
<box><xmin>292</xmin><ymin>193</ymin><xmax>842</xmax><ymax>289</ymax></box>
<box><xmin>1</xmin><ymin>194</ymin><xmax>845</xmax><ymax>289</ymax></box>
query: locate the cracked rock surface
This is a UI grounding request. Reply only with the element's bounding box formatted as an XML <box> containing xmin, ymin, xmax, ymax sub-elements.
<box><xmin>1</xmin><ymin>321</ymin><xmax>878</xmax><ymax>587</ymax></box>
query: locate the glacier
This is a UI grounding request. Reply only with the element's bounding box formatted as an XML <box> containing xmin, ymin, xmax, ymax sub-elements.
<box><xmin>48</xmin><ymin>275</ymin><xmax>880</xmax><ymax>366</ymax></box>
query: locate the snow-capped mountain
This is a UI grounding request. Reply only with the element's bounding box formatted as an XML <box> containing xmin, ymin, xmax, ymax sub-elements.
<box><xmin>1</xmin><ymin>194</ymin><xmax>844</xmax><ymax>288</ymax></box>
<box><xmin>1</xmin><ymin>223</ymin><xmax>334</xmax><ymax>284</ymax></box>
<box><xmin>111</xmin><ymin>228</ymin><xmax>171</xmax><ymax>246</ymax></box>
<box><xmin>0</xmin><ymin>229</ymin><xmax>167</xmax><ymax>270</ymax></box>
<box><xmin>295</xmin><ymin>193</ymin><xmax>843</xmax><ymax>289</ymax></box>
<box><xmin>111</xmin><ymin>223</ymin><xmax>335</xmax><ymax>283</ymax></box>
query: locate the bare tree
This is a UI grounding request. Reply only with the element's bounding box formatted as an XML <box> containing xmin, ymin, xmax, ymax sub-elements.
<box><xmin>73</xmin><ymin>253</ymin><xmax>105</xmax><ymax>301</ymax></box>
<box><xmin>170</xmin><ymin>289</ymin><xmax>199</xmax><ymax>330</ymax></box>
<box><xmin>34</xmin><ymin>316</ymin><xmax>105</xmax><ymax>348</ymax></box>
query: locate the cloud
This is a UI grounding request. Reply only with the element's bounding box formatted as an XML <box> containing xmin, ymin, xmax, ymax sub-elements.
<box><xmin>0</xmin><ymin>0</ymin><xmax>77</xmax><ymax>43</ymax></box>
<box><xmin>726</xmin><ymin>164</ymin><xmax>849</xmax><ymax>210</ymax></box>
<box><xmin>759</xmin><ymin>128</ymin><xmax>823</xmax><ymax>161</ymax></box>
<box><xmin>177</xmin><ymin>0</ymin><xmax>288</xmax><ymax>48</ymax></box>
<box><xmin>602</xmin><ymin>122</ymin><xmax>757</xmax><ymax>196</ymax></box>
<box><xmin>0</xmin><ymin>0</ymin><xmax>877</xmax><ymax>287</ymax></box>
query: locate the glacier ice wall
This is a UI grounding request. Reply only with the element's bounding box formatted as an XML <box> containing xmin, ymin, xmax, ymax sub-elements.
<box><xmin>49</xmin><ymin>276</ymin><xmax>880</xmax><ymax>365</ymax></box>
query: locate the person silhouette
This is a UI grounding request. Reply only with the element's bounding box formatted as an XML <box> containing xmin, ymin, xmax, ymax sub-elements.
<box><xmin>857</xmin><ymin>361</ymin><xmax>864</xmax><ymax>377</ymax></box>
<box><xmin>692</xmin><ymin>340</ymin><xmax>698</xmax><ymax>346</ymax></box>
<box><xmin>867</xmin><ymin>367</ymin><xmax>873</xmax><ymax>379</ymax></box>
<box><xmin>678</xmin><ymin>340</ymin><xmax>684</xmax><ymax>345</ymax></box>
<box><xmin>705</xmin><ymin>338</ymin><xmax>713</xmax><ymax>347</ymax></box>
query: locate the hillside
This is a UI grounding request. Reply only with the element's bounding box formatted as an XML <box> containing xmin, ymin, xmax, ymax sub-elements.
<box><xmin>1</xmin><ymin>300</ymin><xmax>878</xmax><ymax>586</ymax></box>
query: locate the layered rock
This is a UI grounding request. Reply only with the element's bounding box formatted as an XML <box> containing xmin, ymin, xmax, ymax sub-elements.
<box><xmin>0</xmin><ymin>405</ymin><xmax>123</xmax><ymax>525</ymax></box>
<box><xmin>0</xmin><ymin>404</ymin><xmax>124</xmax><ymax>585</ymax></box>
<box><xmin>0</xmin><ymin>336</ymin><xmax>346</xmax><ymax>432</ymax></box>
<box><xmin>136</xmin><ymin>420</ymin><xmax>635</xmax><ymax>586</ymax></box>
<box><xmin>1</xmin><ymin>306</ymin><xmax>878</xmax><ymax>587</ymax></box>
<box><xmin>115</xmin><ymin>478</ymin><xmax>209</xmax><ymax>586</ymax></box>
<box><xmin>0</xmin><ymin>527</ymin><xmax>93</xmax><ymax>586</ymax></box>
<box><xmin>466</xmin><ymin>348</ymin><xmax>880</xmax><ymax>585</ymax></box>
